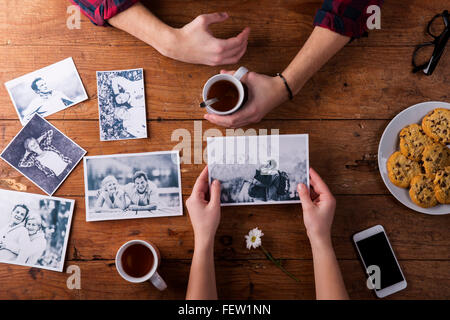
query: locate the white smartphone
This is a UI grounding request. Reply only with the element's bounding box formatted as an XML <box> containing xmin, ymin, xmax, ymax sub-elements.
<box><xmin>353</xmin><ymin>225</ymin><xmax>407</xmax><ymax>298</ymax></box>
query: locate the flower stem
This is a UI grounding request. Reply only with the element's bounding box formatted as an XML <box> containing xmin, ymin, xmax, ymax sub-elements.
<box><xmin>260</xmin><ymin>245</ymin><xmax>299</xmax><ymax>282</ymax></box>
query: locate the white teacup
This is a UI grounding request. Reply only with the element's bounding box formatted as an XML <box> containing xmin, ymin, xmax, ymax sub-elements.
<box><xmin>202</xmin><ymin>66</ymin><xmax>249</xmax><ymax>115</ymax></box>
<box><xmin>115</xmin><ymin>239</ymin><xmax>167</xmax><ymax>291</ymax></box>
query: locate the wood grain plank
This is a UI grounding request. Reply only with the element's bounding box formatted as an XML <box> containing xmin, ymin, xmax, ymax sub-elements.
<box><xmin>0</xmin><ymin>119</ymin><xmax>388</xmax><ymax>195</ymax></box>
<box><xmin>59</xmin><ymin>194</ymin><xmax>449</xmax><ymax>261</ymax></box>
<box><xmin>0</xmin><ymin>259</ymin><xmax>448</xmax><ymax>299</ymax></box>
<box><xmin>0</xmin><ymin>46</ymin><xmax>447</xmax><ymax>121</ymax></box>
<box><xmin>0</xmin><ymin>0</ymin><xmax>445</xmax><ymax>48</ymax></box>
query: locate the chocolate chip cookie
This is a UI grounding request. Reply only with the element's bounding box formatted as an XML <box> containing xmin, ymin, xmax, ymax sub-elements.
<box><xmin>387</xmin><ymin>151</ymin><xmax>422</xmax><ymax>188</ymax></box>
<box><xmin>422</xmin><ymin>108</ymin><xmax>450</xmax><ymax>144</ymax></box>
<box><xmin>399</xmin><ymin>123</ymin><xmax>434</xmax><ymax>161</ymax></box>
<box><xmin>422</xmin><ymin>143</ymin><xmax>450</xmax><ymax>177</ymax></box>
<box><xmin>434</xmin><ymin>166</ymin><xmax>450</xmax><ymax>204</ymax></box>
<box><xmin>409</xmin><ymin>174</ymin><xmax>438</xmax><ymax>208</ymax></box>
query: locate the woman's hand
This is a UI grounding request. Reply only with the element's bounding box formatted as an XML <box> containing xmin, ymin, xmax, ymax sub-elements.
<box><xmin>204</xmin><ymin>71</ymin><xmax>287</xmax><ymax>128</ymax></box>
<box><xmin>114</xmin><ymin>187</ymin><xmax>125</xmax><ymax>197</ymax></box>
<box><xmin>186</xmin><ymin>166</ymin><xmax>222</xmax><ymax>249</ymax></box>
<box><xmin>297</xmin><ymin>168</ymin><xmax>337</xmax><ymax>247</ymax></box>
<box><xmin>169</xmin><ymin>13</ymin><xmax>250</xmax><ymax>66</ymax></box>
<box><xmin>97</xmin><ymin>188</ymin><xmax>108</xmax><ymax>199</ymax></box>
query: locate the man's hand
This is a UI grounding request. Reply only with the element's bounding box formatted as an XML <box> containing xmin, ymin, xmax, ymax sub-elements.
<box><xmin>186</xmin><ymin>166</ymin><xmax>221</xmax><ymax>249</ymax></box>
<box><xmin>297</xmin><ymin>168</ymin><xmax>337</xmax><ymax>246</ymax></box>
<box><xmin>108</xmin><ymin>4</ymin><xmax>249</xmax><ymax>66</ymax></box>
<box><xmin>204</xmin><ymin>70</ymin><xmax>287</xmax><ymax>128</ymax></box>
<box><xmin>170</xmin><ymin>13</ymin><xmax>250</xmax><ymax>66</ymax></box>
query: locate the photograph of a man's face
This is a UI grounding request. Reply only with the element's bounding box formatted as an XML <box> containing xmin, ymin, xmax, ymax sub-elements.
<box><xmin>83</xmin><ymin>151</ymin><xmax>183</xmax><ymax>221</ymax></box>
<box><xmin>207</xmin><ymin>134</ymin><xmax>309</xmax><ymax>206</ymax></box>
<box><xmin>4</xmin><ymin>57</ymin><xmax>88</xmax><ymax>125</ymax></box>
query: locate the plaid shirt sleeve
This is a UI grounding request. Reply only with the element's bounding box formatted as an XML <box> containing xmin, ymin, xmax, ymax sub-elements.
<box><xmin>69</xmin><ymin>0</ymin><xmax>140</xmax><ymax>26</ymax></box>
<box><xmin>39</xmin><ymin>130</ymin><xmax>53</xmax><ymax>147</ymax></box>
<box><xmin>18</xmin><ymin>153</ymin><xmax>36</xmax><ymax>168</ymax></box>
<box><xmin>313</xmin><ymin>0</ymin><xmax>384</xmax><ymax>38</ymax></box>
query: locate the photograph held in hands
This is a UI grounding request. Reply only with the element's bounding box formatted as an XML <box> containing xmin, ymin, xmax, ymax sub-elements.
<box><xmin>207</xmin><ymin>134</ymin><xmax>309</xmax><ymax>206</ymax></box>
<box><xmin>0</xmin><ymin>114</ymin><xmax>86</xmax><ymax>195</ymax></box>
<box><xmin>4</xmin><ymin>57</ymin><xmax>88</xmax><ymax>126</ymax></box>
<box><xmin>83</xmin><ymin>151</ymin><xmax>183</xmax><ymax>221</ymax></box>
<box><xmin>0</xmin><ymin>189</ymin><xmax>74</xmax><ymax>272</ymax></box>
<box><xmin>96</xmin><ymin>68</ymin><xmax>147</xmax><ymax>141</ymax></box>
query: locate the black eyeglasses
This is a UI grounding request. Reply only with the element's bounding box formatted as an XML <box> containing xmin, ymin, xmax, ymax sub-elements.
<box><xmin>412</xmin><ymin>10</ymin><xmax>449</xmax><ymax>75</ymax></box>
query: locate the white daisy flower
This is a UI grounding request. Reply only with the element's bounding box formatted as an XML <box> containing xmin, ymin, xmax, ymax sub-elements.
<box><xmin>245</xmin><ymin>227</ymin><xmax>264</xmax><ymax>250</ymax></box>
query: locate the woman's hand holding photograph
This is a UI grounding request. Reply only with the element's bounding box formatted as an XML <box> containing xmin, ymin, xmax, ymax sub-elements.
<box><xmin>297</xmin><ymin>168</ymin><xmax>348</xmax><ymax>300</ymax></box>
<box><xmin>185</xmin><ymin>166</ymin><xmax>222</xmax><ymax>300</ymax></box>
<box><xmin>297</xmin><ymin>167</ymin><xmax>336</xmax><ymax>248</ymax></box>
<box><xmin>186</xmin><ymin>166</ymin><xmax>222</xmax><ymax>250</ymax></box>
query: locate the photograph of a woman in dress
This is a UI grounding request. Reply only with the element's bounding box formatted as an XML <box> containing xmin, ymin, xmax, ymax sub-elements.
<box><xmin>97</xmin><ymin>69</ymin><xmax>147</xmax><ymax>141</ymax></box>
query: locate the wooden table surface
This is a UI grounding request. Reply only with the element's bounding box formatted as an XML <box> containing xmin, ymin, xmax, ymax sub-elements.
<box><xmin>0</xmin><ymin>0</ymin><xmax>449</xmax><ymax>300</ymax></box>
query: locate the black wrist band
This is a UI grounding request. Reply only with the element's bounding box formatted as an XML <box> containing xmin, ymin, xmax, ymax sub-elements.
<box><xmin>277</xmin><ymin>73</ymin><xmax>293</xmax><ymax>100</ymax></box>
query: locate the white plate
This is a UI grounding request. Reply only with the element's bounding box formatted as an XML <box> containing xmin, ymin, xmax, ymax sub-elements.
<box><xmin>378</xmin><ymin>101</ymin><xmax>450</xmax><ymax>215</ymax></box>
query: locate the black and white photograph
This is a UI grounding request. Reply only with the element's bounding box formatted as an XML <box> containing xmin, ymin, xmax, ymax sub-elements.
<box><xmin>4</xmin><ymin>57</ymin><xmax>88</xmax><ymax>126</ymax></box>
<box><xmin>207</xmin><ymin>134</ymin><xmax>309</xmax><ymax>206</ymax></box>
<box><xmin>83</xmin><ymin>151</ymin><xmax>183</xmax><ymax>221</ymax></box>
<box><xmin>0</xmin><ymin>189</ymin><xmax>74</xmax><ymax>272</ymax></box>
<box><xmin>0</xmin><ymin>114</ymin><xmax>86</xmax><ymax>195</ymax></box>
<box><xmin>96</xmin><ymin>68</ymin><xmax>147</xmax><ymax>141</ymax></box>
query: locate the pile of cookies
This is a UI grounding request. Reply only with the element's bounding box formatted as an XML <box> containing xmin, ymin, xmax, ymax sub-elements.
<box><xmin>387</xmin><ymin>108</ymin><xmax>450</xmax><ymax>208</ymax></box>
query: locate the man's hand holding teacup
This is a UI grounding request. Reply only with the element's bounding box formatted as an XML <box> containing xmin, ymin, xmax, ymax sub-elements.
<box><xmin>204</xmin><ymin>70</ymin><xmax>288</xmax><ymax>128</ymax></box>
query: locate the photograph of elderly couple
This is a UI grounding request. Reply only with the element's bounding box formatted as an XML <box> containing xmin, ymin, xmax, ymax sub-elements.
<box><xmin>207</xmin><ymin>134</ymin><xmax>309</xmax><ymax>206</ymax></box>
<box><xmin>0</xmin><ymin>189</ymin><xmax>74</xmax><ymax>272</ymax></box>
<box><xmin>84</xmin><ymin>151</ymin><xmax>183</xmax><ymax>221</ymax></box>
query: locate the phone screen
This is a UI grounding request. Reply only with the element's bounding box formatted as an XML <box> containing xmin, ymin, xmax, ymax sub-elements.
<box><xmin>355</xmin><ymin>232</ymin><xmax>404</xmax><ymax>290</ymax></box>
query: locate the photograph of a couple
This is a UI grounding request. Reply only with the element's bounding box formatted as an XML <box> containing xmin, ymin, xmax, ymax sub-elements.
<box><xmin>96</xmin><ymin>68</ymin><xmax>147</xmax><ymax>141</ymax></box>
<box><xmin>0</xmin><ymin>114</ymin><xmax>86</xmax><ymax>195</ymax></box>
<box><xmin>4</xmin><ymin>57</ymin><xmax>88</xmax><ymax>125</ymax></box>
<box><xmin>207</xmin><ymin>134</ymin><xmax>309</xmax><ymax>206</ymax></box>
<box><xmin>0</xmin><ymin>189</ymin><xmax>74</xmax><ymax>272</ymax></box>
<box><xmin>84</xmin><ymin>151</ymin><xmax>183</xmax><ymax>221</ymax></box>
